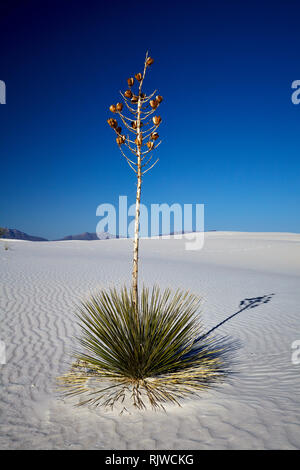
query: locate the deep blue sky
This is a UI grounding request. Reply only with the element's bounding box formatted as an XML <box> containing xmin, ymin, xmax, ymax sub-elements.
<box><xmin>0</xmin><ymin>0</ymin><xmax>300</xmax><ymax>239</ymax></box>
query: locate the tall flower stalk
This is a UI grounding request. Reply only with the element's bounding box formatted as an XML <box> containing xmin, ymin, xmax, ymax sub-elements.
<box><xmin>107</xmin><ymin>52</ymin><xmax>163</xmax><ymax>312</ymax></box>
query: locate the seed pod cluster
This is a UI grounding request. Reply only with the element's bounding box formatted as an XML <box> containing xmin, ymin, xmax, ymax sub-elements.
<box><xmin>124</xmin><ymin>89</ymin><xmax>132</xmax><ymax>98</ymax></box>
<box><xmin>123</xmin><ymin>59</ymin><xmax>159</xmax><ymax>107</ymax></box>
<box><xmin>151</xmin><ymin>132</ymin><xmax>159</xmax><ymax>140</ymax></box>
<box><xmin>116</xmin><ymin>135</ymin><xmax>125</xmax><ymax>145</ymax></box>
<box><xmin>127</xmin><ymin>77</ymin><xmax>134</xmax><ymax>87</ymax></box>
<box><xmin>150</xmin><ymin>100</ymin><xmax>157</xmax><ymax>109</ymax></box>
<box><xmin>109</xmin><ymin>102</ymin><xmax>123</xmax><ymax>113</ymax></box>
<box><xmin>146</xmin><ymin>57</ymin><xmax>154</xmax><ymax>67</ymax></box>
<box><xmin>108</xmin><ymin>55</ymin><xmax>163</xmax><ymax>162</ymax></box>
<box><xmin>147</xmin><ymin>141</ymin><xmax>154</xmax><ymax>150</ymax></box>
<box><xmin>153</xmin><ymin>116</ymin><xmax>162</xmax><ymax>126</ymax></box>
<box><xmin>150</xmin><ymin>95</ymin><xmax>163</xmax><ymax>110</ymax></box>
<box><xmin>107</xmin><ymin>118</ymin><xmax>118</xmax><ymax>128</ymax></box>
<box><xmin>135</xmin><ymin>73</ymin><xmax>142</xmax><ymax>81</ymax></box>
<box><xmin>131</xmin><ymin>121</ymin><xmax>143</xmax><ymax>129</ymax></box>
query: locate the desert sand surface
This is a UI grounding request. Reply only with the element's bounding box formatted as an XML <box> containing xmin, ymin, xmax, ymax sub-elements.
<box><xmin>1</xmin><ymin>231</ymin><xmax>300</xmax><ymax>449</ymax></box>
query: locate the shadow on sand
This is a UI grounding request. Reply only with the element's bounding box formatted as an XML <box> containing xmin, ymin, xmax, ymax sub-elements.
<box><xmin>199</xmin><ymin>293</ymin><xmax>275</xmax><ymax>341</ymax></box>
<box><xmin>184</xmin><ymin>293</ymin><xmax>275</xmax><ymax>383</ymax></box>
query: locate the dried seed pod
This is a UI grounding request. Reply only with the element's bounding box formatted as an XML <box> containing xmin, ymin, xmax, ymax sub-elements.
<box><xmin>131</xmin><ymin>94</ymin><xmax>139</xmax><ymax>103</ymax></box>
<box><xmin>140</xmin><ymin>92</ymin><xmax>145</xmax><ymax>99</ymax></box>
<box><xmin>135</xmin><ymin>135</ymin><xmax>142</xmax><ymax>146</ymax></box>
<box><xmin>151</xmin><ymin>132</ymin><xmax>159</xmax><ymax>140</ymax></box>
<box><xmin>116</xmin><ymin>102</ymin><xmax>123</xmax><ymax>112</ymax></box>
<box><xmin>116</xmin><ymin>126</ymin><xmax>122</xmax><ymax>134</ymax></box>
<box><xmin>146</xmin><ymin>57</ymin><xmax>154</xmax><ymax>67</ymax></box>
<box><xmin>127</xmin><ymin>77</ymin><xmax>134</xmax><ymax>87</ymax></box>
<box><xmin>107</xmin><ymin>118</ymin><xmax>118</xmax><ymax>128</ymax></box>
<box><xmin>150</xmin><ymin>99</ymin><xmax>158</xmax><ymax>109</ymax></box>
<box><xmin>156</xmin><ymin>95</ymin><xmax>163</xmax><ymax>103</ymax></box>
<box><xmin>131</xmin><ymin>121</ymin><xmax>143</xmax><ymax>129</ymax></box>
<box><xmin>135</xmin><ymin>72</ymin><xmax>142</xmax><ymax>81</ymax></box>
<box><xmin>124</xmin><ymin>89</ymin><xmax>132</xmax><ymax>98</ymax></box>
<box><xmin>109</xmin><ymin>104</ymin><xmax>117</xmax><ymax>113</ymax></box>
<box><xmin>147</xmin><ymin>141</ymin><xmax>154</xmax><ymax>150</ymax></box>
<box><xmin>116</xmin><ymin>135</ymin><xmax>125</xmax><ymax>145</ymax></box>
<box><xmin>152</xmin><ymin>115</ymin><xmax>162</xmax><ymax>126</ymax></box>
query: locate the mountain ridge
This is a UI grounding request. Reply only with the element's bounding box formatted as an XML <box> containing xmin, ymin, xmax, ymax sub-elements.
<box><xmin>55</xmin><ymin>232</ymin><xmax>116</xmax><ymax>241</ymax></box>
<box><xmin>0</xmin><ymin>228</ymin><xmax>48</xmax><ymax>242</ymax></box>
<box><xmin>0</xmin><ymin>228</ymin><xmax>116</xmax><ymax>241</ymax></box>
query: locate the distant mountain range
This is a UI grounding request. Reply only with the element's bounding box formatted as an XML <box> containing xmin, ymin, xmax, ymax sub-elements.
<box><xmin>0</xmin><ymin>228</ymin><xmax>213</xmax><ymax>242</ymax></box>
<box><xmin>0</xmin><ymin>228</ymin><xmax>116</xmax><ymax>241</ymax></box>
<box><xmin>0</xmin><ymin>228</ymin><xmax>48</xmax><ymax>242</ymax></box>
<box><xmin>55</xmin><ymin>232</ymin><xmax>117</xmax><ymax>241</ymax></box>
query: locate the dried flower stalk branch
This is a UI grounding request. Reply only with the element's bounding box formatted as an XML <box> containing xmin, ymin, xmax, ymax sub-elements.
<box><xmin>107</xmin><ymin>52</ymin><xmax>163</xmax><ymax>311</ymax></box>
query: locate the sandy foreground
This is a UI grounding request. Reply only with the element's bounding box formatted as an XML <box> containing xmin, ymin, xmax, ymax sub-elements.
<box><xmin>0</xmin><ymin>231</ymin><xmax>300</xmax><ymax>450</ymax></box>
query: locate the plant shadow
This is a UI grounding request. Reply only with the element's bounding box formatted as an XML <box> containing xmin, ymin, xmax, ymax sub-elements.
<box><xmin>184</xmin><ymin>293</ymin><xmax>275</xmax><ymax>382</ymax></box>
<box><xmin>198</xmin><ymin>293</ymin><xmax>275</xmax><ymax>341</ymax></box>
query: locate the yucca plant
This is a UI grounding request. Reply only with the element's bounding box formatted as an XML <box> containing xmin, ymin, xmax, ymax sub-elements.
<box><xmin>58</xmin><ymin>53</ymin><xmax>229</xmax><ymax>412</ymax></box>
<box><xmin>58</xmin><ymin>286</ymin><xmax>228</xmax><ymax>411</ymax></box>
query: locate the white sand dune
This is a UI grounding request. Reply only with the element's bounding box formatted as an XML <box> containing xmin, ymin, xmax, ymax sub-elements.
<box><xmin>1</xmin><ymin>232</ymin><xmax>300</xmax><ymax>449</ymax></box>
